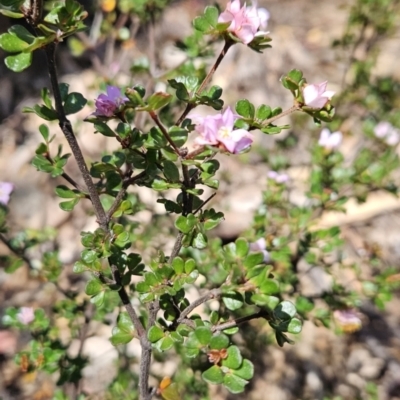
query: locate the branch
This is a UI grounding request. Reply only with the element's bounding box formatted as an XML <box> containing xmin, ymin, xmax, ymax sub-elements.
<box><xmin>149</xmin><ymin>110</ymin><xmax>181</xmax><ymax>155</ymax></box>
<box><xmin>176</xmin><ymin>39</ymin><xmax>234</xmax><ymax>127</ymax></box>
<box><xmin>262</xmin><ymin>104</ymin><xmax>300</xmax><ymax>126</ymax></box>
<box><xmin>44</xmin><ymin>43</ymin><xmax>108</xmax><ymax>229</ymax></box>
<box><xmin>211</xmin><ymin>309</ymin><xmax>271</xmax><ymax>332</ymax></box>
<box><xmin>177</xmin><ymin>288</ymin><xmax>222</xmax><ymax>323</ymax></box>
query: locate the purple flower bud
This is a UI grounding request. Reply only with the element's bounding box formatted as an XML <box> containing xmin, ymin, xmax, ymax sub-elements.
<box><xmin>94</xmin><ymin>85</ymin><xmax>128</xmax><ymax>117</ymax></box>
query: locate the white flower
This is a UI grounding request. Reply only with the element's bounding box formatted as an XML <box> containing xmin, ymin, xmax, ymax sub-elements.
<box><xmin>318</xmin><ymin>128</ymin><xmax>342</xmax><ymax>150</ymax></box>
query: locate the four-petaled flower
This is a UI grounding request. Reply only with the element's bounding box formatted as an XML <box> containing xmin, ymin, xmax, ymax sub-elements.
<box><xmin>191</xmin><ymin>107</ymin><xmax>254</xmax><ymax>154</ymax></box>
<box><xmin>267</xmin><ymin>170</ymin><xmax>290</xmax><ymax>184</ymax></box>
<box><xmin>218</xmin><ymin>0</ymin><xmax>269</xmax><ymax>45</ymax></box>
<box><xmin>333</xmin><ymin>309</ymin><xmax>362</xmax><ymax>333</ymax></box>
<box><xmin>0</xmin><ymin>182</ymin><xmax>14</xmax><ymax>205</ymax></box>
<box><xmin>374</xmin><ymin>121</ymin><xmax>400</xmax><ymax>146</ymax></box>
<box><xmin>17</xmin><ymin>307</ymin><xmax>35</xmax><ymax>325</ymax></box>
<box><xmin>302</xmin><ymin>81</ymin><xmax>335</xmax><ymax>109</ymax></box>
<box><xmin>94</xmin><ymin>85</ymin><xmax>128</xmax><ymax>117</ymax></box>
<box><xmin>318</xmin><ymin>128</ymin><xmax>342</xmax><ymax>150</ymax></box>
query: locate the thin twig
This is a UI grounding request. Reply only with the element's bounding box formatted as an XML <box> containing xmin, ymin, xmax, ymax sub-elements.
<box><xmin>176</xmin><ymin>39</ymin><xmax>234</xmax><ymax>127</ymax></box>
<box><xmin>44</xmin><ymin>43</ymin><xmax>108</xmax><ymax>229</ymax></box>
<box><xmin>149</xmin><ymin>111</ymin><xmax>181</xmax><ymax>155</ymax></box>
<box><xmin>177</xmin><ymin>288</ymin><xmax>222</xmax><ymax>323</ymax></box>
<box><xmin>262</xmin><ymin>104</ymin><xmax>300</xmax><ymax>126</ymax></box>
<box><xmin>211</xmin><ymin>309</ymin><xmax>271</xmax><ymax>332</ymax></box>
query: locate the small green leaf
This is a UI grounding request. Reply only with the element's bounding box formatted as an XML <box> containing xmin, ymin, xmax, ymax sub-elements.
<box><xmin>59</xmin><ymin>198</ymin><xmax>80</xmax><ymax>211</ymax></box>
<box><xmin>232</xmin><ymin>359</ymin><xmax>254</xmax><ymax>380</ymax></box>
<box><xmin>148</xmin><ymin>325</ymin><xmax>164</xmax><ymax>343</ymax></box>
<box><xmin>222</xmin><ymin>291</ymin><xmax>243</xmax><ymax>311</ymax></box>
<box><xmin>223</xmin><ymin>373</ymin><xmax>248</xmax><ymax>394</ymax></box>
<box><xmin>85</xmin><ymin>278</ymin><xmax>103</xmax><ymax>296</ymax></box>
<box><xmin>274</xmin><ymin>301</ymin><xmax>297</xmax><ymax>320</ymax></box>
<box><xmin>209</xmin><ymin>333</ymin><xmax>229</xmax><ymax>350</ymax></box>
<box><xmin>244</xmin><ymin>252</ymin><xmax>265</xmax><ymax>268</ymax></box>
<box><xmin>222</xmin><ymin>345</ymin><xmax>242</xmax><ymax>370</ymax></box>
<box><xmin>175</xmin><ymin>214</ymin><xmax>196</xmax><ymax>234</ymax></box>
<box><xmin>5</xmin><ymin>51</ymin><xmax>32</xmax><ymax>72</ymax></box>
<box><xmin>256</xmin><ymin>104</ymin><xmax>271</xmax><ymax>120</ymax></box>
<box><xmin>184</xmin><ymin>259</ymin><xmax>196</xmax><ymax>274</ymax></box>
<box><xmin>193</xmin><ymin>232</ymin><xmax>207</xmax><ymax>249</ymax></box>
<box><xmin>235</xmin><ymin>238</ymin><xmax>249</xmax><ymax>258</ymax></box>
<box><xmin>38</xmin><ymin>124</ymin><xmax>49</xmax><ymax>141</ymax></box>
<box><xmin>163</xmin><ymin>160</ymin><xmax>180</xmax><ymax>182</ymax></box>
<box><xmin>169</xmin><ymin>126</ymin><xmax>188</xmax><ymax>147</ymax></box>
<box><xmin>64</xmin><ymin>92</ymin><xmax>87</xmax><ymax>115</ymax></box>
<box><xmin>235</xmin><ymin>99</ymin><xmax>255</xmax><ymax>119</ymax></box>
<box><xmin>110</xmin><ymin>329</ymin><xmax>134</xmax><ymax>346</ymax></box>
<box><xmin>251</xmin><ymin>294</ymin><xmax>279</xmax><ymax>310</ymax></box>
<box><xmin>287</xmin><ymin>317</ymin><xmax>302</xmax><ymax>334</ymax></box>
<box><xmin>94</xmin><ymin>122</ymin><xmax>115</xmax><ymax>137</ymax></box>
<box><xmin>172</xmin><ymin>257</ymin><xmax>184</xmax><ymax>274</ymax></box>
<box><xmin>202</xmin><ymin>365</ymin><xmax>224</xmax><ymax>385</ymax></box>
<box><xmin>194</xmin><ymin>326</ymin><xmax>212</xmax><ymax>346</ymax></box>
<box><xmin>203</xmin><ymin>5</ymin><xmax>218</xmax><ymax>27</ymax></box>
<box><xmin>158</xmin><ymin>336</ymin><xmax>174</xmax><ymax>351</ymax></box>
<box><xmin>55</xmin><ymin>185</ymin><xmax>80</xmax><ymax>198</ymax></box>
<box><xmin>147</xmin><ymin>92</ymin><xmax>172</xmax><ymax>110</ymax></box>
<box><xmin>90</xmin><ymin>291</ymin><xmax>105</xmax><ymax>307</ymax></box>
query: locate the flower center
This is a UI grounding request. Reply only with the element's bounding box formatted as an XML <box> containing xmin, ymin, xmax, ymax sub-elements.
<box><xmin>218</xmin><ymin>126</ymin><xmax>231</xmax><ymax>138</ymax></box>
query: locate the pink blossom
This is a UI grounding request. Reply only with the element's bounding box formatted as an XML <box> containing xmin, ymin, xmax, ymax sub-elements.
<box><xmin>267</xmin><ymin>171</ymin><xmax>290</xmax><ymax>184</ymax></box>
<box><xmin>333</xmin><ymin>309</ymin><xmax>362</xmax><ymax>333</ymax></box>
<box><xmin>17</xmin><ymin>307</ymin><xmax>35</xmax><ymax>325</ymax></box>
<box><xmin>0</xmin><ymin>182</ymin><xmax>14</xmax><ymax>205</ymax></box>
<box><xmin>374</xmin><ymin>121</ymin><xmax>400</xmax><ymax>146</ymax></box>
<box><xmin>249</xmin><ymin>237</ymin><xmax>271</xmax><ymax>263</ymax></box>
<box><xmin>191</xmin><ymin>107</ymin><xmax>254</xmax><ymax>154</ymax></box>
<box><xmin>218</xmin><ymin>0</ymin><xmax>269</xmax><ymax>44</ymax></box>
<box><xmin>302</xmin><ymin>81</ymin><xmax>335</xmax><ymax>109</ymax></box>
<box><xmin>94</xmin><ymin>85</ymin><xmax>128</xmax><ymax>117</ymax></box>
<box><xmin>318</xmin><ymin>128</ymin><xmax>342</xmax><ymax>150</ymax></box>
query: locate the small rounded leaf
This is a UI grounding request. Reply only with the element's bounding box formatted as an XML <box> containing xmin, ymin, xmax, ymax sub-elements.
<box><xmin>194</xmin><ymin>326</ymin><xmax>212</xmax><ymax>346</ymax></box>
<box><xmin>210</xmin><ymin>333</ymin><xmax>229</xmax><ymax>350</ymax></box>
<box><xmin>148</xmin><ymin>325</ymin><xmax>164</xmax><ymax>343</ymax></box>
<box><xmin>202</xmin><ymin>365</ymin><xmax>224</xmax><ymax>385</ymax></box>
<box><xmin>232</xmin><ymin>359</ymin><xmax>254</xmax><ymax>380</ymax></box>
<box><xmin>222</xmin><ymin>346</ymin><xmax>242</xmax><ymax>370</ymax></box>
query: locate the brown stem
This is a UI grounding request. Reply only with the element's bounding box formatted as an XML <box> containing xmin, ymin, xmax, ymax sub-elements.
<box><xmin>176</xmin><ymin>39</ymin><xmax>233</xmax><ymax>126</ymax></box>
<box><xmin>211</xmin><ymin>309</ymin><xmax>271</xmax><ymax>332</ymax></box>
<box><xmin>177</xmin><ymin>288</ymin><xmax>222</xmax><ymax>323</ymax></box>
<box><xmin>262</xmin><ymin>104</ymin><xmax>300</xmax><ymax>126</ymax></box>
<box><xmin>149</xmin><ymin>110</ymin><xmax>181</xmax><ymax>155</ymax></box>
<box><xmin>44</xmin><ymin>43</ymin><xmax>108</xmax><ymax>229</ymax></box>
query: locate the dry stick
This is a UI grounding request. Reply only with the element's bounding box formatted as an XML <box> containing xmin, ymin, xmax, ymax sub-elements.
<box><xmin>44</xmin><ymin>43</ymin><xmax>108</xmax><ymax>229</ymax></box>
<box><xmin>175</xmin><ymin>39</ymin><xmax>234</xmax><ymax>127</ymax></box>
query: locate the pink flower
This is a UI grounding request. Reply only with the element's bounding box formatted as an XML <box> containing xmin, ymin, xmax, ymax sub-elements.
<box><xmin>249</xmin><ymin>237</ymin><xmax>271</xmax><ymax>263</ymax></box>
<box><xmin>17</xmin><ymin>307</ymin><xmax>35</xmax><ymax>325</ymax></box>
<box><xmin>191</xmin><ymin>107</ymin><xmax>254</xmax><ymax>154</ymax></box>
<box><xmin>0</xmin><ymin>182</ymin><xmax>14</xmax><ymax>205</ymax></box>
<box><xmin>94</xmin><ymin>85</ymin><xmax>128</xmax><ymax>117</ymax></box>
<box><xmin>333</xmin><ymin>309</ymin><xmax>362</xmax><ymax>333</ymax></box>
<box><xmin>318</xmin><ymin>128</ymin><xmax>342</xmax><ymax>150</ymax></box>
<box><xmin>374</xmin><ymin>121</ymin><xmax>400</xmax><ymax>146</ymax></box>
<box><xmin>218</xmin><ymin>0</ymin><xmax>269</xmax><ymax>44</ymax></box>
<box><xmin>302</xmin><ymin>81</ymin><xmax>335</xmax><ymax>109</ymax></box>
<box><xmin>267</xmin><ymin>171</ymin><xmax>289</xmax><ymax>184</ymax></box>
